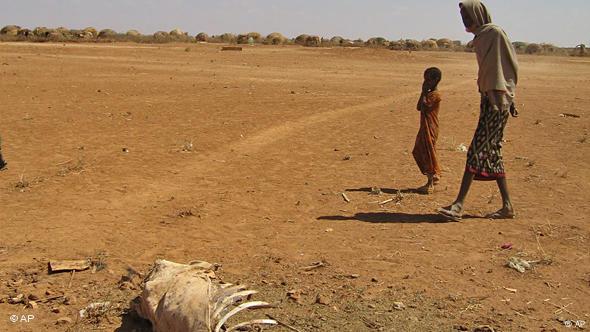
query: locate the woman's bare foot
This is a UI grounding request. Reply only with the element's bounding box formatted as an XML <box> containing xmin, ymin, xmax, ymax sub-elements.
<box><xmin>437</xmin><ymin>203</ymin><xmax>463</xmax><ymax>221</ymax></box>
<box><xmin>486</xmin><ymin>207</ymin><xmax>515</xmax><ymax>219</ymax></box>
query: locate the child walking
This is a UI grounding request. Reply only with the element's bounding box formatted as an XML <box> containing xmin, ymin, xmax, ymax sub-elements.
<box><xmin>412</xmin><ymin>67</ymin><xmax>442</xmax><ymax>194</ymax></box>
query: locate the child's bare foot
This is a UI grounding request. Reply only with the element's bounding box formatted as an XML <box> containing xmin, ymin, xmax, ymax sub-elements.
<box><xmin>486</xmin><ymin>207</ymin><xmax>515</xmax><ymax>220</ymax></box>
<box><xmin>433</xmin><ymin>175</ymin><xmax>440</xmax><ymax>185</ymax></box>
<box><xmin>417</xmin><ymin>183</ymin><xmax>434</xmax><ymax>194</ymax></box>
<box><xmin>438</xmin><ymin>203</ymin><xmax>463</xmax><ymax>221</ymax></box>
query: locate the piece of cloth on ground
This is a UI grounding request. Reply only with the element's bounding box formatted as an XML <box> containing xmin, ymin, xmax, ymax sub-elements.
<box><xmin>466</xmin><ymin>95</ymin><xmax>509</xmax><ymax>181</ymax></box>
<box><xmin>413</xmin><ymin>91</ymin><xmax>441</xmax><ymax>177</ymax></box>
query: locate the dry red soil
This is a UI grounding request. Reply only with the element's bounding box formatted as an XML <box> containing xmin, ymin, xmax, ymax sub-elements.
<box><xmin>0</xmin><ymin>42</ymin><xmax>589</xmax><ymax>332</ymax></box>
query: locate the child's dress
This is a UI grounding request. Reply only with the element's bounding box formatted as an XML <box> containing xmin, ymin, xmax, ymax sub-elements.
<box><xmin>412</xmin><ymin>91</ymin><xmax>441</xmax><ymax>178</ymax></box>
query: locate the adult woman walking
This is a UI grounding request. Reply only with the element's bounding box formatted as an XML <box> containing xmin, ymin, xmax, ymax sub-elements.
<box><xmin>439</xmin><ymin>0</ymin><xmax>519</xmax><ymax>221</ymax></box>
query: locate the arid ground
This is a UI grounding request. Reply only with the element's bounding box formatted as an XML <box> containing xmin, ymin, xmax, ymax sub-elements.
<box><xmin>0</xmin><ymin>42</ymin><xmax>589</xmax><ymax>332</ymax></box>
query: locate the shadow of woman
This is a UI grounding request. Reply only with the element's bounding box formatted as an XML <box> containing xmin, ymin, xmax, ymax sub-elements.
<box><xmin>318</xmin><ymin>212</ymin><xmax>452</xmax><ymax>224</ymax></box>
<box><xmin>345</xmin><ymin>187</ymin><xmax>425</xmax><ymax>195</ymax></box>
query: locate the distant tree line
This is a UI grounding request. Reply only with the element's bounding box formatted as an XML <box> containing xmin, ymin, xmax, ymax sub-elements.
<box><xmin>0</xmin><ymin>25</ymin><xmax>584</xmax><ymax>56</ymax></box>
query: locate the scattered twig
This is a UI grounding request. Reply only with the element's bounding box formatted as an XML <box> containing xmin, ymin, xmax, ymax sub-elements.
<box><xmin>513</xmin><ymin>309</ymin><xmax>528</xmax><ymax>318</ymax></box>
<box><xmin>265</xmin><ymin>314</ymin><xmax>302</xmax><ymax>332</ymax></box>
<box><xmin>68</xmin><ymin>270</ymin><xmax>75</xmax><ymax>288</ymax></box>
<box><xmin>301</xmin><ymin>261</ymin><xmax>325</xmax><ymax>271</ymax></box>
<box><xmin>341</xmin><ymin>193</ymin><xmax>350</xmax><ymax>203</ymax></box>
<box><xmin>547</xmin><ymin>301</ymin><xmax>579</xmax><ymax>318</ymax></box>
<box><xmin>560</xmin><ymin>113</ymin><xmax>580</xmax><ymax>118</ymax></box>
<box><xmin>379</xmin><ymin>198</ymin><xmax>394</xmax><ymax>205</ymax></box>
<box><xmin>40</xmin><ymin>295</ymin><xmax>64</xmax><ymax>303</ymax></box>
<box><xmin>55</xmin><ymin>159</ymin><xmax>73</xmax><ymax>166</ymax></box>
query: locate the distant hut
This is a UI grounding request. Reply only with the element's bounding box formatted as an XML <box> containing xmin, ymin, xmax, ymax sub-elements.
<box><xmin>219</xmin><ymin>33</ymin><xmax>237</xmax><ymax>44</ymax></box>
<box><xmin>436</xmin><ymin>38</ymin><xmax>453</xmax><ymax>49</ymax></box>
<box><xmin>0</xmin><ymin>25</ymin><xmax>20</xmax><ymax>36</ymax></box>
<box><xmin>421</xmin><ymin>39</ymin><xmax>438</xmax><ymax>50</ymax></box>
<box><xmin>264</xmin><ymin>32</ymin><xmax>286</xmax><ymax>45</ymax></box>
<box><xmin>83</xmin><ymin>27</ymin><xmax>98</xmax><ymax>38</ymax></box>
<box><xmin>247</xmin><ymin>32</ymin><xmax>262</xmax><ymax>43</ymax></box>
<box><xmin>33</xmin><ymin>27</ymin><xmax>51</xmax><ymax>38</ymax></box>
<box><xmin>170</xmin><ymin>28</ymin><xmax>187</xmax><ymax>37</ymax></box>
<box><xmin>576</xmin><ymin>44</ymin><xmax>586</xmax><ymax>56</ymax></box>
<box><xmin>195</xmin><ymin>32</ymin><xmax>209</xmax><ymax>42</ymax></box>
<box><xmin>47</xmin><ymin>31</ymin><xmax>65</xmax><ymax>41</ymax></box>
<box><xmin>304</xmin><ymin>35</ymin><xmax>321</xmax><ymax>47</ymax></box>
<box><xmin>330</xmin><ymin>36</ymin><xmax>344</xmax><ymax>46</ymax></box>
<box><xmin>126</xmin><ymin>29</ymin><xmax>141</xmax><ymax>37</ymax></box>
<box><xmin>389</xmin><ymin>40</ymin><xmax>404</xmax><ymax>50</ymax></box>
<box><xmin>17</xmin><ymin>28</ymin><xmax>33</xmax><ymax>38</ymax></box>
<box><xmin>405</xmin><ymin>39</ymin><xmax>421</xmax><ymax>51</ymax></box>
<box><xmin>295</xmin><ymin>34</ymin><xmax>310</xmax><ymax>45</ymax></box>
<box><xmin>366</xmin><ymin>37</ymin><xmax>388</xmax><ymax>47</ymax></box>
<box><xmin>153</xmin><ymin>31</ymin><xmax>170</xmax><ymax>42</ymax></box>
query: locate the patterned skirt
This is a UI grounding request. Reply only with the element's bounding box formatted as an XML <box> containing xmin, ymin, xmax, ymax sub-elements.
<box><xmin>466</xmin><ymin>96</ymin><xmax>509</xmax><ymax>181</ymax></box>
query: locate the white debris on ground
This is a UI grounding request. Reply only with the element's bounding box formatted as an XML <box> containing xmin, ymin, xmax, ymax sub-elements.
<box><xmin>506</xmin><ymin>257</ymin><xmax>532</xmax><ymax>273</ymax></box>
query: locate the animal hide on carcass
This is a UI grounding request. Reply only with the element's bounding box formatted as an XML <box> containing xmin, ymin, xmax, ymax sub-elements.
<box><xmin>134</xmin><ymin>260</ymin><xmax>277</xmax><ymax>332</ymax></box>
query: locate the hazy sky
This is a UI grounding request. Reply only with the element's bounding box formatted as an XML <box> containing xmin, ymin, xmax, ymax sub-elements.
<box><xmin>1</xmin><ymin>0</ymin><xmax>588</xmax><ymax>46</ymax></box>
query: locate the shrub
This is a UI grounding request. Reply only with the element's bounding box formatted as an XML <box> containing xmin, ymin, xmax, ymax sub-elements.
<box><xmin>525</xmin><ymin>43</ymin><xmax>541</xmax><ymax>54</ymax></box>
<box><xmin>574</xmin><ymin>44</ymin><xmax>586</xmax><ymax>56</ymax></box>
<box><xmin>264</xmin><ymin>32</ymin><xmax>286</xmax><ymax>45</ymax></box>
<box><xmin>195</xmin><ymin>32</ymin><xmax>209</xmax><ymax>42</ymax></box>
<box><xmin>405</xmin><ymin>39</ymin><xmax>421</xmax><ymax>50</ymax></box>
<box><xmin>218</xmin><ymin>33</ymin><xmax>237</xmax><ymax>43</ymax></box>
<box><xmin>47</xmin><ymin>31</ymin><xmax>65</xmax><ymax>42</ymax></box>
<box><xmin>366</xmin><ymin>37</ymin><xmax>388</xmax><ymax>47</ymax></box>
<box><xmin>98</xmin><ymin>29</ymin><xmax>117</xmax><ymax>39</ymax></box>
<box><xmin>153</xmin><ymin>31</ymin><xmax>170</xmax><ymax>43</ymax></box>
<box><xmin>388</xmin><ymin>40</ymin><xmax>404</xmax><ymax>50</ymax></box>
<box><xmin>512</xmin><ymin>41</ymin><xmax>528</xmax><ymax>53</ymax></box>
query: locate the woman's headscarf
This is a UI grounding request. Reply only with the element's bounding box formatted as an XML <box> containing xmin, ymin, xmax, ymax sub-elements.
<box><xmin>460</xmin><ymin>0</ymin><xmax>518</xmax><ymax>99</ymax></box>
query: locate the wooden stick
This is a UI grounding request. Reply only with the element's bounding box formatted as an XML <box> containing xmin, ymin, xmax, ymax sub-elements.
<box><xmin>379</xmin><ymin>198</ymin><xmax>394</xmax><ymax>205</ymax></box>
<box><xmin>55</xmin><ymin>159</ymin><xmax>73</xmax><ymax>166</ymax></box>
<box><xmin>341</xmin><ymin>193</ymin><xmax>350</xmax><ymax>203</ymax></box>
<box><xmin>265</xmin><ymin>314</ymin><xmax>302</xmax><ymax>332</ymax></box>
<box><xmin>40</xmin><ymin>295</ymin><xmax>64</xmax><ymax>303</ymax></box>
<box><xmin>547</xmin><ymin>301</ymin><xmax>578</xmax><ymax>318</ymax></box>
<box><xmin>68</xmin><ymin>270</ymin><xmax>75</xmax><ymax>288</ymax></box>
<box><xmin>301</xmin><ymin>261</ymin><xmax>325</xmax><ymax>271</ymax></box>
